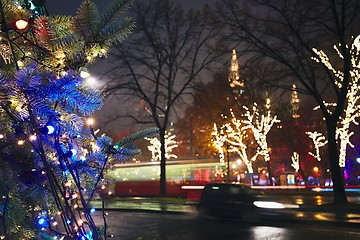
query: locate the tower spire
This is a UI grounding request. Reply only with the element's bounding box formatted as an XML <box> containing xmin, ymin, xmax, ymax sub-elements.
<box><xmin>291</xmin><ymin>83</ymin><xmax>300</xmax><ymax>118</ymax></box>
<box><xmin>228</xmin><ymin>50</ymin><xmax>244</xmax><ymax>96</ymax></box>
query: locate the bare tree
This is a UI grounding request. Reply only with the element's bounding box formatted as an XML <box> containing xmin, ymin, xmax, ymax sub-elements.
<box><xmin>102</xmin><ymin>0</ymin><xmax>219</xmax><ymax>195</ymax></box>
<box><xmin>213</xmin><ymin>0</ymin><xmax>360</xmax><ymax>204</ymax></box>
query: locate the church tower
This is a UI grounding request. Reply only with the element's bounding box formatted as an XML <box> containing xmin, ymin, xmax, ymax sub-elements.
<box><xmin>291</xmin><ymin>83</ymin><xmax>300</xmax><ymax>119</ymax></box>
<box><xmin>228</xmin><ymin>50</ymin><xmax>244</xmax><ymax>97</ymax></box>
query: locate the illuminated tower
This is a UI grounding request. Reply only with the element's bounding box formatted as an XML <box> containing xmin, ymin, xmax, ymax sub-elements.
<box><xmin>291</xmin><ymin>83</ymin><xmax>300</xmax><ymax>118</ymax></box>
<box><xmin>228</xmin><ymin>50</ymin><xmax>244</xmax><ymax>97</ymax></box>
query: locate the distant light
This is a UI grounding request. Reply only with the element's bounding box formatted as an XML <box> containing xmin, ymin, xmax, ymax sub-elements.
<box><xmin>15</xmin><ymin>19</ymin><xmax>28</xmax><ymax>30</ymax></box>
<box><xmin>90</xmin><ymin>208</ymin><xmax>96</xmax><ymax>213</ymax></box>
<box><xmin>357</xmin><ymin>157</ymin><xmax>360</xmax><ymax>164</ymax></box>
<box><xmin>86</xmin><ymin>77</ymin><xmax>96</xmax><ymax>86</ymax></box>
<box><xmin>181</xmin><ymin>186</ymin><xmax>205</xmax><ymax>190</ymax></box>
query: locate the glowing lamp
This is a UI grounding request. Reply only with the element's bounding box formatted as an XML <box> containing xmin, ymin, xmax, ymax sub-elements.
<box><xmin>15</xmin><ymin>19</ymin><xmax>29</xmax><ymax>30</ymax></box>
<box><xmin>356</xmin><ymin>157</ymin><xmax>360</xmax><ymax>164</ymax></box>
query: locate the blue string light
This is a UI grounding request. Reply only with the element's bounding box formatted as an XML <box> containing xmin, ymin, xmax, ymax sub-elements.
<box><xmin>37</xmin><ymin>216</ymin><xmax>48</xmax><ymax>228</ymax></box>
<box><xmin>41</xmin><ymin>125</ymin><xmax>55</xmax><ymax>135</ymax></box>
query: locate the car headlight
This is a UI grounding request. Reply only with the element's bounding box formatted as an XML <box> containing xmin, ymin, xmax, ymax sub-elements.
<box><xmin>253</xmin><ymin>201</ymin><xmax>285</xmax><ymax>209</ymax></box>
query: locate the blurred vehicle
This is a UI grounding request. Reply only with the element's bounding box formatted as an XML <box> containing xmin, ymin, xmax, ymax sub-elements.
<box><xmin>197</xmin><ymin>183</ymin><xmax>289</xmax><ymax>221</ymax></box>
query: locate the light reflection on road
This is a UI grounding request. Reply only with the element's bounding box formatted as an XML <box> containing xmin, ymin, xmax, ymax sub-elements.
<box><xmin>250</xmin><ymin>226</ymin><xmax>288</xmax><ymax>240</ymax></box>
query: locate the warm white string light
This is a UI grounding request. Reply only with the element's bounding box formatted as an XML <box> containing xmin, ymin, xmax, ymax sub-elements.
<box><xmin>225</xmin><ymin>110</ymin><xmax>257</xmax><ymax>174</ymax></box>
<box><xmin>312</xmin><ymin>35</ymin><xmax>360</xmax><ymax>167</ymax></box>
<box><xmin>306</xmin><ymin>131</ymin><xmax>327</xmax><ymax>161</ymax></box>
<box><xmin>145</xmin><ymin>131</ymin><xmax>178</xmax><ymax>161</ymax></box>
<box><xmin>291</xmin><ymin>152</ymin><xmax>300</xmax><ymax>172</ymax></box>
<box><xmin>243</xmin><ymin>102</ymin><xmax>280</xmax><ymax>162</ymax></box>
<box><xmin>212</xmin><ymin>123</ymin><xmax>226</xmax><ymax>165</ymax></box>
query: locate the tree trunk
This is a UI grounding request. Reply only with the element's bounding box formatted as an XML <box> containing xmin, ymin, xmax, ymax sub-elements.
<box><xmin>326</xmin><ymin>117</ymin><xmax>348</xmax><ymax>204</ymax></box>
<box><xmin>266</xmin><ymin>161</ymin><xmax>273</xmax><ymax>185</ymax></box>
<box><xmin>159</xmin><ymin>128</ymin><xmax>166</xmax><ymax>196</ymax></box>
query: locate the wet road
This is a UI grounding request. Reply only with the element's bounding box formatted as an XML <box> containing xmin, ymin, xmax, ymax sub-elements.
<box><xmin>92</xmin><ymin>211</ymin><xmax>360</xmax><ymax>240</ymax></box>
<box><xmin>263</xmin><ymin>190</ymin><xmax>360</xmax><ymax>206</ymax></box>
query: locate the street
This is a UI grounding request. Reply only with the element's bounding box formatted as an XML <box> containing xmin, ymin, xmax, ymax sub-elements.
<box><xmin>92</xmin><ymin>211</ymin><xmax>360</xmax><ymax>240</ymax></box>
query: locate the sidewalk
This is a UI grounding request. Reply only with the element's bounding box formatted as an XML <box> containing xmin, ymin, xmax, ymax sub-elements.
<box><xmin>90</xmin><ymin>197</ymin><xmax>360</xmax><ymax>227</ymax></box>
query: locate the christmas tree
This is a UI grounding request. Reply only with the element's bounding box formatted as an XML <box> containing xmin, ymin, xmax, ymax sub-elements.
<box><xmin>0</xmin><ymin>0</ymin><xmax>155</xmax><ymax>239</ymax></box>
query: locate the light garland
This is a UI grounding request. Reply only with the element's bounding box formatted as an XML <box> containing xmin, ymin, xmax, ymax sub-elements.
<box><xmin>312</xmin><ymin>35</ymin><xmax>360</xmax><ymax>167</ymax></box>
<box><xmin>212</xmin><ymin>123</ymin><xmax>227</xmax><ymax>165</ymax></box>
<box><xmin>225</xmin><ymin>110</ymin><xmax>256</xmax><ymax>174</ymax></box>
<box><xmin>145</xmin><ymin>131</ymin><xmax>178</xmax><ymax>161</ymax></box>
<box><xmin>243</xmin><ymin>102</ymin><xmax>280</xmax><ymax>162</ymax></box>
<box><xmin>291</xmin><ymin>152</ymin><xmax>300</xmax><ymax>172</ymax></box>
<box><xmin>306</xmin><ymin>131</ymin><xmax>327</xmax><ymax>161</ymax></box>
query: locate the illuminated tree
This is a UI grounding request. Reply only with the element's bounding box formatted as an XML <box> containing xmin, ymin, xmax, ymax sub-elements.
<box><xmin>145</xmin><ymin>131</ymin><xmax>178</xmax><ymax>161</ymax></box>
<box><xmin>225</xmin><ymin>110</ymin><xmax>259</xmax><ymax>175</ymax></box>
<box><xmin>291</xmin><ymin>152</ymin><xmax>300</xmax><ymax>173</ymax></box>
<box><xmin>212</xmin><ymin>123</ymin><xmax>227</xmax><ymax>165</ymax></box>
<box><xmin>243</xmin><ymin>101</ymin><xmax>280</xmax><ymax>184</ymax></box>
<box><xmin>213</xmin><ymin>0</ymin><xmax>360</xmax><ymax>204</ymax></box>
<box><xmin>313</xmin><ymin>42</ymin><xmax>360</xmax><ymax>168</ymax></box>
<box><xmin>212</xmin><ymin>104</ymin><xmax>279</xmax><ymax>184</ymax></box>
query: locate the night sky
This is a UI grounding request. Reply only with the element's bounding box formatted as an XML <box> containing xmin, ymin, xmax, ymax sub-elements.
<box><xmin>46</xmin><ymin>0</ymin><xmax>211</xmax><ymax>15</ymax></box>
<box><xmin>45</xmin><ymin>0</ymin><xmax>212</xmax><ymax>132</ymax></box>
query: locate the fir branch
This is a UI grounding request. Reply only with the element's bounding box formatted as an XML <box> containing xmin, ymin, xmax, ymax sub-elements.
<box><xmin>113</xmin><ymin>127</ymin><xmax>158</xmax><ymax>149</ymax></box>
<box><xmin>98</xmin><ymin>0</ymin><xmax>134</xmax><ymax>31</ymax></box>
<box><xmin>73</xmin><ymin>0</ymin><xmax>99</xmax><ymax>41</ymax></box>
<box><xmin>33</xmin><ymin>16</ymin><xmax>55</xmax><ymax>51</ymax></box>
<box><xmin>49</xmin><ymin>15</ymin><xmax>74</xmax><ymax>39</ymax></box>
<box><xmin>100</xmin><ymin>17</ymin><xmax>135</xmax><ymax>46</ymax></box>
